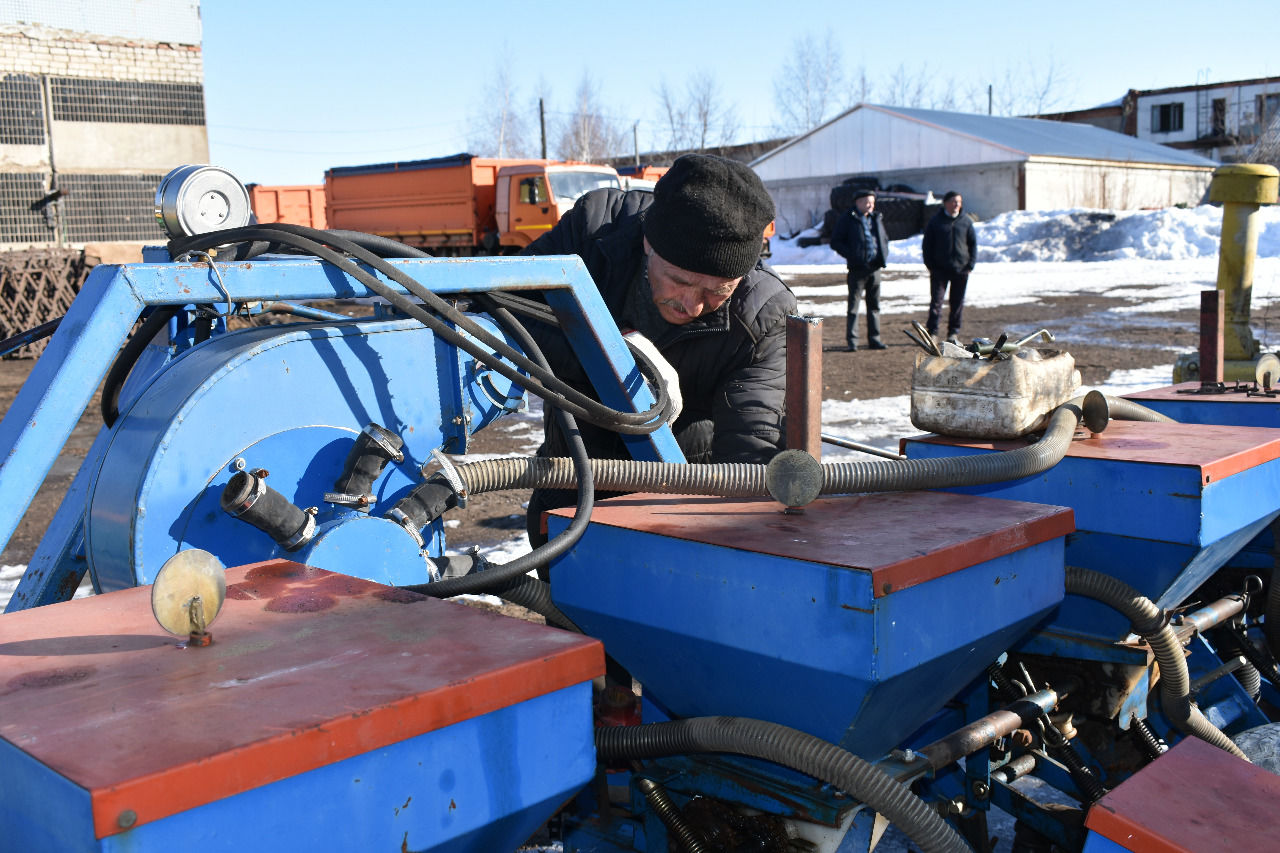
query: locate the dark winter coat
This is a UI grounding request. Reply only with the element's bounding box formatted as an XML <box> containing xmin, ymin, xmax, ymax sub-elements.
<box><xmin>922</xmin><ymin>210</ymin><xmax>978</xmax><ymax>275</ymax></box>
<box><xmin>829</xmin><ymin>208</ymin><xmax>888</xmax><ymax>273</ymax></box>
<box><xmin>520</xmin><ymin>188</ymin><xmax>797</xmax><ymax>464</ymax></box>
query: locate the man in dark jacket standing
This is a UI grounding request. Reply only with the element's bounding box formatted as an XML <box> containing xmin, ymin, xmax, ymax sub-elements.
<box><xmin>520</xmin><ymin>154</ymin><xmax>796</xmax><ymax>546</ymax></box>
<box><xmin>921</xmin><ymin>191</ymin><xmax>977</xmax><ymax>345</ymax></box>
<box><xmin>829</xmin><ymin>188</ymin><xmax>889</xmax><ymax>351</ymax></box>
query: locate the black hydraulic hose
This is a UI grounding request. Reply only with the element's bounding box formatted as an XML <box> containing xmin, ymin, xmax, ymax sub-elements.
<box><xmin>0</xmin><ymin>316</ymin><xmax>61</xmax><ymax>357</ymax></box>
<box><xmin>596</xmin><ymin>717</ymin><xmax>971</xmax><ymax>853</ymax></box>
<box><xmin>101</xmin><ymin>305</ymin><xmax>182</xmax><ymax>427</ymax></box>
<box><xmin>1063</xmin><ymin>566</ymin><xmax>1248</xmax><ymax>761</ymax></box>
<box><xmin>322</xmin><ymin>230</ymin><xmax>433</xmax><ymax>259</ymax></box>
<box><xmin>167</xmin><ymin>225</ymin><xmax>674</xmax><ymax>434</ymax></box>
<box><xmin>401</xmin><ymin>292</ymin><xmax>596</xmax><ymax>598</ymax></box>
<box><xmin>486</xmin><ymin>574</ymin><xmax>580</xmax><ymax>632</ymax></box>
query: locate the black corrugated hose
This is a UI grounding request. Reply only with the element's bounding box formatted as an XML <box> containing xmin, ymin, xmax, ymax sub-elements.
<box><xmin>596</xmin><ymin>717</ymin><xmax>971</xmax><ymax>853</ymax></box>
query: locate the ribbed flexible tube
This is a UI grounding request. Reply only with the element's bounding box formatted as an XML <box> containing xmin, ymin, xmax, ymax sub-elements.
<box><xmin>1064</xmin><ymin>567</ymin><xmax>1248</xmax><ymax>761</ymax></box>
<box><xmin>454</xmin><ymin>396</ymin><xmax>1095</xmax><ymax>499</ymax></box>
<box><xmin>596</xmin><ymin>717</ymin><xmax>971</xmax><ymax>853</ymax></box>
<box><xmin>1102</xmin><ymin>396</ymin><xmax>1175</xmax><ymax>423</ymax></box>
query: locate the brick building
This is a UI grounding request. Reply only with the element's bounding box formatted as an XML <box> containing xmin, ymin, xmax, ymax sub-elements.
<box><xmin>0</xmin><ymin>1</ymin><xmax>207</xmax><ymax>250</ymax></box>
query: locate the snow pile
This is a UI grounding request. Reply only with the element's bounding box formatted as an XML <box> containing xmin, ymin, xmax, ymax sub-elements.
<box><xmin>771</xmin><ymin>204</ymin><xmax>1280</xmax><ymax>267</ymax></box>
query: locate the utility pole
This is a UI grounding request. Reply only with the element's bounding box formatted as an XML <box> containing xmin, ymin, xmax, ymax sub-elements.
<box><xmin>633</xmin><ymin>121</ymin><xmax>639</xmax><ymax>167</ymax></box>
<box><xmin>988</xmin><ymin>85</ymin><xmax>993</xmax><ymax>116</ymax></box>
<box><xmin>539</xmin><ymin>98</ymin><xmax>547</xmax><ymax>159</ymax></box>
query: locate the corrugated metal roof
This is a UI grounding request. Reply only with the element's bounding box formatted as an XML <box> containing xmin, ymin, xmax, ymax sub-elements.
<box><xmin>755</xmin><ymin>104</ymin><xmax>1217</xmax><ymax>168</ymax></box>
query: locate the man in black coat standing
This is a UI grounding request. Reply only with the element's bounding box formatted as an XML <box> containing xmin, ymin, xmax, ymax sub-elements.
<box><xmin>921</xmin><ymin>191</ymin><xmax>977</xmax><ymax>345</ymax></box>
<box><xmin>829</xmin><ymin>189</ymin><xmax>889</xmax><ymax>351</ymax></box>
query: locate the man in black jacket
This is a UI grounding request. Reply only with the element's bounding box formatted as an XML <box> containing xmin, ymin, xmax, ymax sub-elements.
<box><xmin>921</xmin><ymin>191</ymin><xmax>977</xmax><ymax>345</ymax></box>
<box><xmin>829</xmin><ymin>188</ymin><xmax>888</xmax><ymax>351</ymax></box>
<box><xmin>520</xmin><ymin>154</ymin><xmax>796</xmax><ymax>546</ymax></box>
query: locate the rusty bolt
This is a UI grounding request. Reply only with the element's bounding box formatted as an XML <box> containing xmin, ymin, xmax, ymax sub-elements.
<box><xmin>117</xmin><ymin>809</ymin><xmax>137</xmax><ymax>828</ymax></box>
<box><xmin>971</xmin><ymin>780</ymin><xmax>990</xmax><ymax>800</ymax></box>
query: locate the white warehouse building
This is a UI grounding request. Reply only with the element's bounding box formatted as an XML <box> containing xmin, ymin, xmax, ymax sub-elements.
<box><xmin>752</xmin><ymin>104</ymin><xmax>1217</xmax><ymax>237</ymax></box>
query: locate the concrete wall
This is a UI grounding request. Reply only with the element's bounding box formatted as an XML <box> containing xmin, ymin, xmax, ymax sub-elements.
<box><xmin>764</xmin><ymin>161</ymin><xmax>1022</xmax><ymax>236</ymax></box>
<box><xmin>1022</xmin><ymin>159</ymin><xmax>1212</xmax><ymax>210</ymax></box>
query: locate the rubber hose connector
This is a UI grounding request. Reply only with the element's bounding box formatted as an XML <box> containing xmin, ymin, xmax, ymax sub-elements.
<box><xmin>220</xmin><ymin>471</ymin><xmax>315</xmax><ymax>552</ymax></box>
<box><xmin>596</xmin><ymin>717</ymin><xmax>971</xmax><ymax>853</ymax></box>
<box><xmin>1064</xmin><ymin>566</ymin><xmax>1248</xmax><ymax>761</ymax></box>
<box><xmin>332</xmin><ymin>423</ymin><xmax>404</xmax><ymax>497</ymax></box>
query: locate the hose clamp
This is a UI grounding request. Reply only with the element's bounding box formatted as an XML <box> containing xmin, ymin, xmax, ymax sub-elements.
<box><xmin>225</xmin><ymin>472</ymin><xmax>267</xmax><ymax>517</ymax></box>
<box><xmin>362</xmin><ymin>423</ymin><xmax>405</xmax><ymax>463</ymax></box>
<box><xmin>324</xmin><ymin>491</ymin><xmax>374</xmax><ymax>511</ymax></box>
<box><xmin>280</xmin><ymin>511</ymin><xmax>317</xmax><ymax>552</ymax></box>
<box><xmin>424</xmin><ymin>449</ymin><xmax>468</xmax><ymax>509</ymax></box>
<box><xmin>385</xmin><ymin>507</ymin><xmax>426</xmax><ymax>549</ymax></box>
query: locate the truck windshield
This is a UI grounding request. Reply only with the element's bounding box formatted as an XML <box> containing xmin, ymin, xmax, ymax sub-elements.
<box><xmin>546</xmin><ymin>170</ymin><xmax>620</xmax><ymax>204</ymax></box>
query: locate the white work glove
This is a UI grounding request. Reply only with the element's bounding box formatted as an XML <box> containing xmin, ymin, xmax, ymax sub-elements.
<box><xmin>624</xmin><ymin>330</ymin><xmax>683</xmax><ymax>424</ymax></box>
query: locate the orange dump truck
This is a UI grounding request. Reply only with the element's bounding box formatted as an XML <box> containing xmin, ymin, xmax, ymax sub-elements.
<box><xmin>324</xmin><ymin>153</ymin><xmax>621</xmax><ymax>255</ymax></box>
<box><xmin>247</xmin><ymin>184</ymin><xmax>327</xmax><ymax>229</ymax></box>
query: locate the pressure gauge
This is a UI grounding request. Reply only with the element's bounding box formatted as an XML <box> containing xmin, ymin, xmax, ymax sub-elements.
<box><xmin>154</xmin><ymin>165</ymin><xmax>252</xmax><ymax>239</ymax></box>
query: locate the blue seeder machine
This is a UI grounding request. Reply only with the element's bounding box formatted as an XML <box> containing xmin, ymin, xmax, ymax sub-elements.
<box><xmin>2</xmin><ymin>166</ymin><xmax>1280</xmax><ymax>852</ymax></box>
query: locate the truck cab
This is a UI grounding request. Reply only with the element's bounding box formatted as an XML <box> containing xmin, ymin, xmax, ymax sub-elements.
<box><xmin>496</xmin><ymin>164</ymin><xmax>619</xmax><ymax>248</ymax></box>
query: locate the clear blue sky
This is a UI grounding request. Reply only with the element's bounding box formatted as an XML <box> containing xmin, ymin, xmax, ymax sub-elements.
<box><xmin>202</xmin><ymin>0</ymin><xmax>1279</xmax><ymax>185</ymax></box>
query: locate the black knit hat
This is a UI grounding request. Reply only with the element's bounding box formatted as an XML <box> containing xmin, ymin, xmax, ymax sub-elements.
<box><xmin>642</xmin><ymin>154</ymin><xmax>774</xmax><ymax>279</ymax></box>
<box><xmin>853</xmin><ymin>188</ymin><xmax>876</xmax><ymax>200</ymax></box>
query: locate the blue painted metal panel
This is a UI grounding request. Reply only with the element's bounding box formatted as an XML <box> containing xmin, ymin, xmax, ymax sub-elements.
<box><xmin>3</xmin><ymin>683</ymin><xmax>594</xmax><ymax>853</ymax></box>
<box><xmin>1125</xmin><ymin>395</ymin><xmax>1279</xmax><ymax>428</ymax></box>
<box><xmin>0</xmin><ymin>737</ymin><xmax>97</xmax><ymax>853</ymax></box>
<box><xmin>549</xmin><ymin>516</ymin><xmax>1064</xmax><ymax>759</ymax></box>
<box><xmin>902</xmin><ymin>438</ymin><xmax>1280</xmax><ymax>641</ymax></box>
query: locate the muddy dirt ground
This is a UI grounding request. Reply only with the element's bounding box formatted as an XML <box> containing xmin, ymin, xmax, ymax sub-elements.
<box><xmin>0</xmin><ymin>269</ymin><xmax>1198</xmax><ymax>569</ymax></box>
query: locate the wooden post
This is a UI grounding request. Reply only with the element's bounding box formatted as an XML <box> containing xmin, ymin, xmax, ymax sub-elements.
<box><xmin>1199</xmin><ymin>289</ymin><xmax>1224</xmax><ymax>385</ymax></box>
<box><xmin>785</xmin><ymin>315</ymin><xmax>822</xmax><ymax>458</ymax></box>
